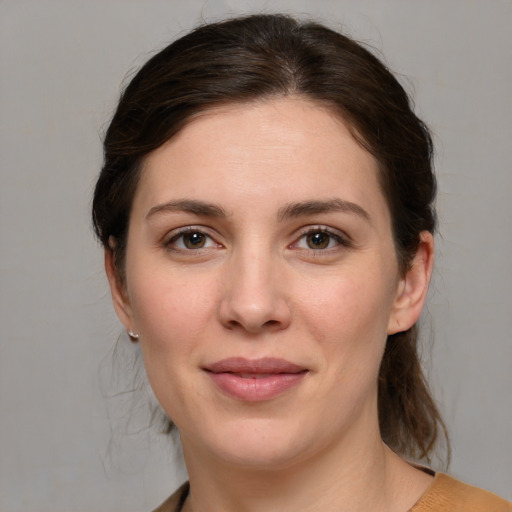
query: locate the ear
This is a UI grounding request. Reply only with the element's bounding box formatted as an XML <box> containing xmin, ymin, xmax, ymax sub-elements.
<box><xmin>104</xmin><ymin>247</ymin><xmax>135</xmax><ymax>332</ymax></box>
<box><xmin>388</xmin><ymin>231</ymin><xmax>434</xmax><ymax>335</ymax></box>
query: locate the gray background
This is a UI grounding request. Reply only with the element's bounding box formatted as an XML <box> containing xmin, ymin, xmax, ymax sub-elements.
<box><xmin>1</xmin><ymin>0</ymin><xmax>511</xmax><ymax>510</ymax></box>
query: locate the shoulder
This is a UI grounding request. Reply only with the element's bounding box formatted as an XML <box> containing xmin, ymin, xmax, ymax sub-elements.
<box><xmin>151</xmin><ymin>476</ymin><xmax>512</xmax><ymax>512</ymax></box>
<box><xmin>152</xmin><ymin>481</ymin><xmax>189</xmax><ymax>512</ymax></box>
<box><xmin>411</xmin><ymin>473</ymin><xmax>512</xmax><ymax>512</ymax></box>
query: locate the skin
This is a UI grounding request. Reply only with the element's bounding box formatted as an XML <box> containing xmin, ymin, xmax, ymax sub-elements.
<box><xmin>106</xmin><ymin>97</ymin><xmax>435</xmax><ymax>512</ymax></box>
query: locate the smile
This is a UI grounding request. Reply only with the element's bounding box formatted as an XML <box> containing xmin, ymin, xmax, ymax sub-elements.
<box><xmin>203</xmin><ymin>357</ymin><xmax>308</xmax><ymax>401</ymax></box>
<box><xmin>238</xmin><ymin>373</ymin><xmax>277</xmax><ymax>379</ymax></box>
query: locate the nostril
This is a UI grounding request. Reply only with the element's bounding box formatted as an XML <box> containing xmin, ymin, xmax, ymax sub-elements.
<box><xmin>225</xmin><ymin>317</ymin><xmax>285</xmax><ymax>333</ymax></box>
<box><xmin>226</xmin><ymin>319</ymin><xmax>242</xmax><ymax>330</ymax></box>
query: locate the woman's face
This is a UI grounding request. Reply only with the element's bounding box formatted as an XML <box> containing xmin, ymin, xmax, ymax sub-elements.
<box><xmin>107</xmin><ymin>97</ymin><xmax>431</xmax><ymax>469</ymax></box>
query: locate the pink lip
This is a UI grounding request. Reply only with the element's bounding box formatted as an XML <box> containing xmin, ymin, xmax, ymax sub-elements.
<box><xmin>204</xmin><ymin>357</ymin><xmax>308</xmax><ymax>402</ymax></box>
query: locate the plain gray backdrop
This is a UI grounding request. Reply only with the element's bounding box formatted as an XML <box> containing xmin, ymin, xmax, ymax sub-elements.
<box><xmin>1</xmin><ymin>0</ymin><xmax>511</xmax><ymax>510</ymax></box>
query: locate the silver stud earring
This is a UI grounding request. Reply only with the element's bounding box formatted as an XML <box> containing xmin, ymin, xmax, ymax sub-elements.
<box><xmin>128</xmin><ymin>330</ymin><xmax>139</xmax><ymax>340</ymax></box>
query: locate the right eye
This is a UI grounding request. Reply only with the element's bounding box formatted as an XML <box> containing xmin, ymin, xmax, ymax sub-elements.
<box><xmin>166</xmin><ymin>228</ymin><xmax>218</xmax><ymax>251</ymax></box>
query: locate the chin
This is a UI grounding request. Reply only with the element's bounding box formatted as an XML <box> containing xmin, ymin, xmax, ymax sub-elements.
<box><xmin>185</xmin><ymin>416</ymin><xmax>321</xmax><ymax>471</ymax></box>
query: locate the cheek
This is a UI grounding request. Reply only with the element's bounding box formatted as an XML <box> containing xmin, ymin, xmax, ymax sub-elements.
<box><xmin>298</xmin><ymin>266</ymin><xmax>396</xmax><ymax>334</ymax></box>
<box><xmin>297</xmin><ymin>267</ymin><xmax>396</xmax><ymax>372</ymax></box>
<box><xmin>128</xmin><ymin>268</ymin><xmax>216</xmax><ymax>355</ymax></box>
<box><xmin>128</xmin><ymin>274</ymin><xmax>213</xmax><ymax>418</ymax></box>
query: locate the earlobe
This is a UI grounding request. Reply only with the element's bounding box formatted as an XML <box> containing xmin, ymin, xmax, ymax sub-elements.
<box><xmin>104</xmin><ymin>248</ymin><xmax>135</xmax><ymax>331</ymax></box>
<box><xmin>388</xmin><ymin>231</ymin><xmax>434</xmax><ymax>335</ymax></box>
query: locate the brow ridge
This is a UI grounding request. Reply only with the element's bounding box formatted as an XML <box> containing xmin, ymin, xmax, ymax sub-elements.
<box><xmin>146</xmin><ymin>198</ymin><xmax>370</xmax><ymax>223</ymax></box>
<box><xmin>146</xmin><ymin>199</ymin><xmax>228</xmax><ymax>220</ymax></box>
<box><xmin>277</xmin><ymin>198</ymin><xmax>370</xmax><ymax>222</ymax></box>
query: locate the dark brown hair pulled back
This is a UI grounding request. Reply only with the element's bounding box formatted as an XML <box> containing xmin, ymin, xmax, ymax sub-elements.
<box><xmin>93</xmin><ymin>13</ymin><xmax>447</xmax><ymax>462</ymax></box>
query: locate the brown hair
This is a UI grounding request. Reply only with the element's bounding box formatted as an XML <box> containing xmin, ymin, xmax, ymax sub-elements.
<box><xmin>92</xmin><ymin>14</ymin><xmax>448</xmax><ymax>462</ymax></box>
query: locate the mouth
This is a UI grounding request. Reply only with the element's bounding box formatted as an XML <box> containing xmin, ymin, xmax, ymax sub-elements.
<box><xmin>203</xmin><ymin>357</ymin><xmax>308</xmax><ymax>401</ymax></box>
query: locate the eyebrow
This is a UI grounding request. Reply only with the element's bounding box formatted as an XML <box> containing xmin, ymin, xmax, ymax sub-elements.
<box><xmin>145</xmin><ymin>197</ymin><xmax>370</xmax><ymax>223</ymax></box>
<box><xmin>146</xmin><ymin>199</ymin><xmax>229</xmax><ymax>220</ymax></box>
<box><xmin>277</xmin><ymin>199</ymin><xmax>371</xmax><ymax>222</ymax></box>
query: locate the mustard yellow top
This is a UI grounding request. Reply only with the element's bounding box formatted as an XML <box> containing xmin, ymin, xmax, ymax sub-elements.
<box><xmin>410</xmin><ymin>473</ymin><xmax>511</xmax><ymax>511</ymax></box>
<box><xmin>153</xmin><ymin>474</ymin><xmax>512</xmax><ymax>512</ymax></box>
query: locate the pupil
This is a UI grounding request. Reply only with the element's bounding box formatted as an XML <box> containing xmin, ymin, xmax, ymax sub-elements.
<box><xmin>308</xmin><ymin>232</ymin><xmax>329</xmax><ymax>249</ymax></box>
<box><xmin>185</xmin><ymin>232</ymin><xmax>205</xmax><ymax>248</ymax></box>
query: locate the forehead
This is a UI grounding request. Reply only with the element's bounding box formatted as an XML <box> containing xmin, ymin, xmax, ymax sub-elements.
<box><xmin>135</xmin><ymin>97</ymin><xmax>387</xmax><ymax>220</ymax></box>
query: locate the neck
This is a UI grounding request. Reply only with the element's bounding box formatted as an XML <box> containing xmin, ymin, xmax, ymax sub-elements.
<box><xmin>180</xmin><ymin>427</ymin><xmax>431</xmax><ymax>512</ymax></box>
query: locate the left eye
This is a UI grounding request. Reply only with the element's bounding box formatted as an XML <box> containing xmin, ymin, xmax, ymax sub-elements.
<box><xmin>167</xmin><ymin>230</ymin><xmax>217</xmax><ymax>250</ymax></box>
<box><xmin>295</xmin><ymin>230</ymin><xmax>345</xmax><ymax>250</ymax></box>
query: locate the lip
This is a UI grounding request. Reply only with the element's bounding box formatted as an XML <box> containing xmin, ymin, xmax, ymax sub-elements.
<box><xmin>203</xmin><ymin>357</ymin><xmax>308</xmax><ymax>402</ymax></box>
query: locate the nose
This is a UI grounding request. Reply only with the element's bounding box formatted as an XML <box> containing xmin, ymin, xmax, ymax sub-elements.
<box><xmin>218</xmin><ymin>248</ymin><xmax>291</xmax><ymax>334</ymax></box>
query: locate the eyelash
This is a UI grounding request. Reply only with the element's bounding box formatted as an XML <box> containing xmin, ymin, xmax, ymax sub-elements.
<box><xmin>164</xmin><ymin>225</ymin><xmax>351</xmax><ymax>254</ymax></box>
<box><xmin>292</xmin><ymin>226</ymin><xmax>351</xmax><ymax>252</ymax></box>
<box><xmin>164</xmin><ymin>226</ymin><xmax>219</xmax><ymax>252</ymax></box>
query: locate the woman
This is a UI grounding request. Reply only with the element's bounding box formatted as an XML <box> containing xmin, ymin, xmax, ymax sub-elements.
<box><xmin>92</xmin><ymin>14</ymin><xmax>511</xmax><ymax>512</ymax></box>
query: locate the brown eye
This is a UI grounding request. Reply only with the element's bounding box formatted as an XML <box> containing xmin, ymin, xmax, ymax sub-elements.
<box><xmin>167</xmin><ymin>229</ymin><xmax>217</xmax><ymax>251</ymax></box>
<box><xmin>293</xmin><ymin>228</ymin><xmax>349</xmax><ymax>252</ymax></box>
<box><xmin>183</xmin><ymin>232</ymin><xmax>206</xmax><ymax>249</ymax></box>
<box><xmin>306</xmin><ymin>232</ymin><xmax>331</xmax><ymax>250</ymax></box>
